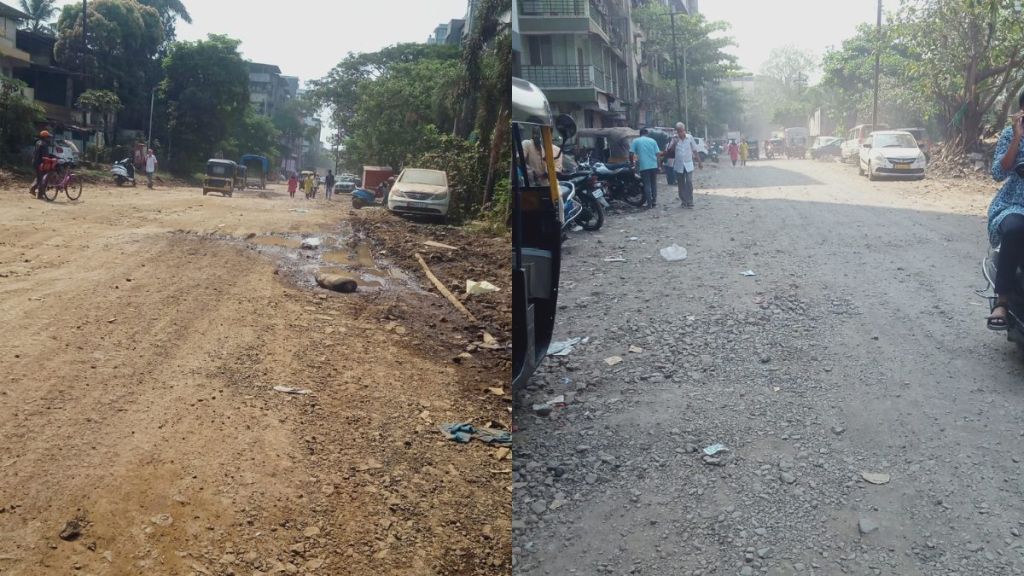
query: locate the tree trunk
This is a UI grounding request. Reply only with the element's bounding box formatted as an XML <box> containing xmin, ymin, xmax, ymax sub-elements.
<box><xmin>482</xmin><ymin>103</ymin><xmax>509</xmax><ymax>208</ymax></box>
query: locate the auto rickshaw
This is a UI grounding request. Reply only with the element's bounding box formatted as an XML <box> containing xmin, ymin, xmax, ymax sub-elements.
<box><xmin>202</xmin><ymin>159</ymin><xmax>237</xmax><ymax>197</ymax></box>
<box><xmin>512</xmin><ymin>77</ymin><xmax>576</xmax><ymax>391</ymax></box>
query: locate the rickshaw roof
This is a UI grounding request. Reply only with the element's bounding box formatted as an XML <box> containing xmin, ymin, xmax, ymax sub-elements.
<box><xmin>512</xmin><ymin>77</ymin><xmax>552</xmax><ymax>126</ymax></box>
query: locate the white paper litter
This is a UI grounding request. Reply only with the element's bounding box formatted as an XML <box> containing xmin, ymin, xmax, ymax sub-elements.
<box><xmin>466</xmin><ymin>280</ymin><xmax>501</xmax><ymax>295</ymax></box>
<box><xmin>603</xmin><ymin>256</ymin><xmax>626</xmax><ymax>262</ymax></box>
<box><xmin>659</xmin><ymin>244</ymin><xmax>688</xmax><ymax>262</ymax></box>
<box><xmin>547</xmin><ymin>337</ymin><xmax>583</xmax><ymax>356</ymax></box>
<box><xmin>740</xmin><ymin>270</ymin><xmax>757</xmax><ymax>277</ymax></box>
<box><xmin>274</xmin><ymin>386</ymin><xmax>311</xmax><ymax>395</ymax></box>
<box><xmin>300</xmin><ymin>237</ymin><xmax>322</xmax><ymax>249</ymax></box>
<box><xmin>702</xmin><ymin>443</ymin><xmax>729</xmax><ymax>456</ymax></box>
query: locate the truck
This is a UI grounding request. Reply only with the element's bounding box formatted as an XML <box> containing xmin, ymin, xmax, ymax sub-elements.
<box><xmin>361</xmin><ymin>166</ymin><xmax>394</xmax><ymax>194</ymax></box>
<box><xmin>784</xmin><ymin>127</ymin><xmax>809</xmax><ymax>159</ymax></box>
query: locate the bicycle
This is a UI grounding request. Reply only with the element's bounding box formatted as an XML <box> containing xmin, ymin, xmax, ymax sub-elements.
<box><xmin>41</xmin><ymin>160</ymin><xmax>82</xmax><ymax>202</ymax></box>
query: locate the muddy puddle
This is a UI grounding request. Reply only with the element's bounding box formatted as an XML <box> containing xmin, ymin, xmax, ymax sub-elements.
<box><xmin>233</xmin><ymin>226</ymin><xmax>421</xmax><ymax>294</ymax></box>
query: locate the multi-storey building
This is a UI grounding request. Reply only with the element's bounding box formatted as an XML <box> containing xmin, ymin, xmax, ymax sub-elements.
<box><xmin>517</xmin><ymin>0</ymin><xmax>697</xmax><ymax>131</ymax></box>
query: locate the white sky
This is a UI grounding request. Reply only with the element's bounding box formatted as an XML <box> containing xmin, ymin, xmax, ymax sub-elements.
<box><xmin>54</xmin><ymin>0</ymin><xmax>470</xmax><ymax>141</ymax></box>
<box><xmin>697</xmin><ymin>0</ymin><xmax>880</xmax><ymax>81</ymax></box>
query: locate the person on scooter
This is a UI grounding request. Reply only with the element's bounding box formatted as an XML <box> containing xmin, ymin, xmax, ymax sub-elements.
<box><xmin>987</xmin><ymin>92</ymin><xmax>1024</xmax><ymax>329</ymax></box>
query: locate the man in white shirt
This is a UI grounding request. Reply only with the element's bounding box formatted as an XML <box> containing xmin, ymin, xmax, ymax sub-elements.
<box><xmin>666</xmin><ymin>122</ymin><xmax>702</xmax><ymax>208</ymax></box>
<box><xmin>522</xmin><ymin>131</ymin><xmax>564</xmax><ymax>186</ymax></box>
<box><xmin>145</xmin><ymin>149</ymin><xmax>158</xmax><ymax>189</ymax></box>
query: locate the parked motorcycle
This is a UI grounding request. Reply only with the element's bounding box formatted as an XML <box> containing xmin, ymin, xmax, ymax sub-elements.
<box><xmin>574</xmin><ymin>156</ymin><xmax>644</xmax><ymax>207</ymax></box>
<box><xmin>112</xmin><ymin>158</ymin><xmax>136</xmax><ymax>187</ymax></box>
<box><xmin>558</xmin><ymin>180</ymin><xmax>584</xmax><ymax>242</ymax></box>
<box><xmin>558</xmin><ymin>170</ymin><xmax>607</xmax><ymax>231</ymax></box>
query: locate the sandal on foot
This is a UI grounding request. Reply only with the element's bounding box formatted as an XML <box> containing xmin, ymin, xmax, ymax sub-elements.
<box><xmin>988</xmin><ymin>302</ymin><xmax>1010</xmax><ymax>331</ymax></box>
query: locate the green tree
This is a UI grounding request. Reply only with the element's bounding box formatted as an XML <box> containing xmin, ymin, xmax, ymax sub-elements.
<box><xmin>631</xmin><ymin>4</ymin><xmax>739</xmax><ymax>130</ymax></box>
<box><xmin>138</xmin><ymin>0</ymin><xmax>192</xmax><ymax>45</ymax></box>
<box><xmin>54</xmin><ymin>0</ymin><xmax>163</xmax><ymax>137</ymax></box>
<box><xmin>308</xmin><ymin>43</ymin><xmax>459</xmax><ymax>144</ymax></box>
<box><xmin>0</xmin><ymin>77</ymin><xmax>44</xmax><ymax>164</ymax></box>
<box><xmin>343</xmin><ymin>59</ymin><xmax>460</xmax><ymax>170</ymax></box>
<box><xmin>893</xmin><ymin>0</ymin><xmax>1024</xmax><ymax>157</ymax></box>
<box><xmin>223</xmin><ymin>108</ymin><xmax>280</xmax><ymax>164</ymax></box>
<box><xmin>75</xmin><ymin>89</ymin><xmax>122</xmax><ymax>156</ymax></box>
<box><xmin>18</xmin><ymin>0</ymin><xmax>57</xmax><ymax>33</ymax></box>
<box><xmin>160</xmin><ymin>34</ymin><xmax>249</xmax><ymax>174</ymax></box>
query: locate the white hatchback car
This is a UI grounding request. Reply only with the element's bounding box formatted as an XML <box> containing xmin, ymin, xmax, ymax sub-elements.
<box><xmin>386</xmin><ymin>168</ymin><xmax>450</xmax><ymax>219</ymax></box>
<box><xmin>858</xmin><ymin>130</ymin><xmax>927</xmax><ymax>181</ymax></box>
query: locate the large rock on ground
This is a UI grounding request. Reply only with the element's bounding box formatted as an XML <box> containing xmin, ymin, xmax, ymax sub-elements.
<box><xmin>314</xmin><ymin>271</ymin><xmax>357</xmax><ymax>293</ymax></box>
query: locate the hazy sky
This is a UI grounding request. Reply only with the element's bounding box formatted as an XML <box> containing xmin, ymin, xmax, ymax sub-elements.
<box><xmin>53</xmin><ymin>0</ymin><xmax>468</xmax><ymax>85</ymax></box>
<box><xmin>698</xmin><ymin>0</ymin><xmax>879</xmax><ymax>80</ymax></box>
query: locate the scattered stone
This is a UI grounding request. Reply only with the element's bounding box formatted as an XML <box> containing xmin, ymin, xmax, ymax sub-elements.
<box><xmin>530</xmin><ymin>500</ymin><xmax>547</xmax><ymax>515</ymax></box>
<box><xmin>59</xmin><ymin>519</ymin><xmax>82</xmax><ymax>541</ymax></box>
<box><xmin>858</xmin><ymin>518</ymin><xmax>879</xmax><ymax>535</ymax></box>
<box><xmin>740</xmin><ymin>566</ymin><xmax>754</xmax><ymax>576</ymax></box>
<box><xmin>303</xmin><ymin>526</ymin><xmax>321</xmax><ymax>538</ymax></box>
<box><xmin>831</xmin><ymin>425</ymin><xmax>845</xmax><ymax>436</ymax></box>
<box><xmin>314</xmin><ymin>271</ymin><xmax>357</xmax><ymax>293</ymax></box>
<box><xmin>860</xmin><ymin>472</ymin><xmax>891</xmax><ymax>485</ymax></box>
<box><xmin>1012</xmin><ymin>527</ymin><xmax>1021</xmax><ymax>538</ymax></box>
<box><xmin>533</xmin><ymin>405</ymin><xmax>553</xmax><ymax>417</ymax></box>
<box><xmin>757</xmin><ymin>547</ymin><xmax>771</xmax><ymax>559</ymax></box>
<box><xmin>150</xmin><ymin>514</ymin><xmax>173</xmax><ymax>527</ymax></box>
<box><xmin>967</xmin><ymin>542</ymin><xmax>984</xmax><ymax>553</ymax></box>
<box><xmin>780</xmin><ymin>472</ymin><xmax>796</xmax><ymax>484</ymax></box>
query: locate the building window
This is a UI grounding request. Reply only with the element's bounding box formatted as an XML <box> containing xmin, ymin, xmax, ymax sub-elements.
<box><xmin>527</xmin><ymin>36</ymin><xmax>552</xmax><ymax>66</ymax></box>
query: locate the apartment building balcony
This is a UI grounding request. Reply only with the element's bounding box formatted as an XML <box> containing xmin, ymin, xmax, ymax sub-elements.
<box><xmin>517</xmin><ymin>0</ymin><xmax>608</xmax><ymax>39</ymax></box>
<box><xmin>520</xmin><ymin>64</ymin><xmax>620</xmax><ymax>107</ymax></box>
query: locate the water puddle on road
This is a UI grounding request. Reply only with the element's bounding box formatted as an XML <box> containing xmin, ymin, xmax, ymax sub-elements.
<box><xmin>236</xmin><ymin>225</ymin><xmax>421</xmax><ymax>294</ymax></box>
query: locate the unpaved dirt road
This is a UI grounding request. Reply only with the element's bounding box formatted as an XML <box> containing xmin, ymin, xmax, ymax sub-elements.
<box><xmin>513</xmin><ymin>159</ymin><xmax>1024</xmax><ymax>575</ymax></box>
<box><xmin>0</xmin><ymin>182</ymin><xmax>510</xmax><ymax>575</ymax></box>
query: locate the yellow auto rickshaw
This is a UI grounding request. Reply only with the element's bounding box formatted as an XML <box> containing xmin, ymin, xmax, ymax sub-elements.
<box><xmin>202</xmin><ymin>159</ymin><xmax>237</xmax><ymax>197</ymax></box>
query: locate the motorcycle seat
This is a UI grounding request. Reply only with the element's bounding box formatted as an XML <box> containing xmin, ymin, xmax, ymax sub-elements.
<box><xmin>594</xmin><ymin>162</ymin><xmax>630</xmax><ymax>175</ymax></box>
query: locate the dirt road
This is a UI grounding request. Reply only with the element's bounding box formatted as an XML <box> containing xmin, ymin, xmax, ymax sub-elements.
<box><xmin>513</xmin><ymin>159</ymin><xmax>1024</xmax><ymax>575</ymax></box>
<box><xmin>0</xmin><ymin>182</ymin><xmax>510</xmax><ymax>575</ymax></box>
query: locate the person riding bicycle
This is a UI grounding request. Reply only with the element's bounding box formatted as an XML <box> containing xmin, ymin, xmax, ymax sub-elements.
<box><xmin>29</xmin><ymin>130</ymin><xmax>54</xmax><ymax>199</ymax></box>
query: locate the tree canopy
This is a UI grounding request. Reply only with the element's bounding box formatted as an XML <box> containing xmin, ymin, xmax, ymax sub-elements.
<box><xmin>160</xmin><ymin>34</ymin><xmax>249</xmax><ymax>173</ymax></box>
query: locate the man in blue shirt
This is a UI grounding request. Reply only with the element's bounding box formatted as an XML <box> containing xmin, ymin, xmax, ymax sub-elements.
<box><xmin>630</xmin><ymin>128</ymin><xmax>662</xmax><ymax>208</ymax></box>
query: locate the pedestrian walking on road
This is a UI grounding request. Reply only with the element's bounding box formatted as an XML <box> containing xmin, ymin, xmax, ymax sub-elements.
<box><xmin>740</xmin><ymin>140</ymin><xmax>749</xmax><ymax>167</ymax></box>
<box><xmin>29</xmin><ymin>130</ymin><xmax>51</xmax><ymax>199</ymax></box>
<box><xmin>728</xmin><ymin>140</ymin><xmax>739</xmax><ymax>166</ymax></box>
<box><xmin>287</xmin><ymin>173</ymin><xmax>298</xmax><ymax>198</ymax></box>
<box><xmin>986</xmin><ymin>92</ymin><xmax>1024</xmax><ymax>329</ymax></box>
<box><xmin>303</xmin><ymin>173</ymin><xmax>314</xmax><ymax>199</ymax></box>
<box><xmin>629</xmin><ymin>128</ymin><xmax>662</xmax><ymax>208</ymax></box>
<box><xmin>666</xmin><ymin>122</ymin><xmax>702</xmax><ymax>208</ymax></box>
<box><xmin>145</xmin><ymin>148</ymin><xmax>158</xmax><ymax>189</ymax></box>
<box><xmin>325</xmin><ymin>170</ymin><xmax>335</xmax><ymax>200</ymax></box>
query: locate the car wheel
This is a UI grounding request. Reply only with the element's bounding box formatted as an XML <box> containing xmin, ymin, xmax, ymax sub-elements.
<box><xmin>868</xmin><ymin>163</ymin><xmax>877</xmax><ymax>181</ymax></box>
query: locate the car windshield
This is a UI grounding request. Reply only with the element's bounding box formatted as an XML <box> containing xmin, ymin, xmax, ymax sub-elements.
<box><xmin>874</xmin><ymin>134</ymin><xmax>917</xmax><ymax>148</ymax></box>
<box><xmin>400</xmin><ymin>169</ymin><xmax>445</xmax><ymax>186</ymax></box>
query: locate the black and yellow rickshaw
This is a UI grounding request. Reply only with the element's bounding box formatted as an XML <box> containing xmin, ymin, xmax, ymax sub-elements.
<box><xmin>512</xmin><ymin>77</ymin><xmax>576</xmax><ymax>390</ymax></box>
<box><xmin>202</xmin><ymin>159</ymin><xmax>237</xmax><ymax>197</ymax></box>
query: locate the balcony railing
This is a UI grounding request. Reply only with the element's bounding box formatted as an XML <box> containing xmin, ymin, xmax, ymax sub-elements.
<box><xmin>521</xmin><ymin>65</ymin><xmax>617</xmax><ymax>96</ymax></box>
<box><xmin>518</xmin><ymin>0</ymin><xmax>585</xmax><ymax>16</ymax></box>
<box><xmin>589</xmin><ymin>0</ymin><xmax>608</xmax><ymax>33</ymax></box>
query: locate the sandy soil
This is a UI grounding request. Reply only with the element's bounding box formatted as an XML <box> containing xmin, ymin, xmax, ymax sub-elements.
<box><xmin>0</xmin><ymin>182</ymin><xmax>510</xmax><ymax>575</ymax></box>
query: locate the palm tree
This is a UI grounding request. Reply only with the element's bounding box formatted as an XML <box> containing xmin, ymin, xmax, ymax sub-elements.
<box><xmin>18</xmin><ymin>0</ymin><xmax>57</xmax><ymax>34</ymax></box>
<box><xmin>452</xmin><ymin>0</ymin><xmax>512</xmax><ymax>206</ymax></box>
<box><xmin>138</xmin><ymin>0</ymin><xmax>192</xmax><ymax>43</ymax></box>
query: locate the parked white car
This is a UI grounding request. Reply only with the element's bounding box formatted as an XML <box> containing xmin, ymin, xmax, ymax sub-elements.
<box><xmin>858</xmin><ymin>130</ymin><xmax>927</xmax><ymax>181</ymax></box>
<box><xmin>386</xmin><ymin>168</ymin><xmax>450</xmax><ymax>219</ymax></box>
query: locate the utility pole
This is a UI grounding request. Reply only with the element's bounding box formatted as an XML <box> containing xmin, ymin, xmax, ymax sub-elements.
<box><xmin>669</xmin><ymin>11</ymin><xmax>682</xmax><ymax>123</ymax></box>
<box><xmin>146</xmin><ymin>87</ymin><xmax>155</xmax><ymax>151</ymax></box>
<box><xmin>871</xmin><ymin>0</ymin><xmax>882</xmax><ymax>129</ymax></box>
<box><xmin>683</xmin><ymin>45</ymin><xmax>689</xmax><ymax>127</ymax></box>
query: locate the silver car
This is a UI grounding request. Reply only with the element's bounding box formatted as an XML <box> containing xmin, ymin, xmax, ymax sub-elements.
<box><xmin>386</xmin><ymin>168</ymin><xmax>450</xmax><ymax>218</ymax></box>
